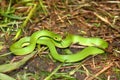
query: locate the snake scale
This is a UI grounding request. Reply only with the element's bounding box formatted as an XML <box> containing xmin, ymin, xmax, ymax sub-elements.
<box><xmin>10</xmin><ymin>30</ymin><xmax>108</xmax><ymax>62</ymax></box>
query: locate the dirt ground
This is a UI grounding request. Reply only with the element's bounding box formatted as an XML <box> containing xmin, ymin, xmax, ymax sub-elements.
<box><xmin>0</xmin><ymin>0</ymin><xmax>120</xmax><ymax>80</ymax></box>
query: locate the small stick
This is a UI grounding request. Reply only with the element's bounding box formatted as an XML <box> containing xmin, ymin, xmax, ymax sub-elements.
<box><xmin>93</xmin><ymin>12</ymin><xmax>120</xmax><ymax>33</ymax></box>
<box><xmin>86</xmin><ymin>62</ymin><xmax>113</xmax><ymax>80</ymax></box>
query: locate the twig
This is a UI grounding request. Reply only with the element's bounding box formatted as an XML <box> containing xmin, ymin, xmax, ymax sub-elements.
<box><xmin>69</xmin><ymin>56</ymin><xmax>93</xmax><ymax>75</ymax></box>
<box><xmin>93</xmin><ymin>12</ymin><xmax>120</xmax><ymax>33</ymax></box>
<box><xmin>86</xmin><ymin>62</ymin><xmax>113</xmax><ymax>80</ymax></box>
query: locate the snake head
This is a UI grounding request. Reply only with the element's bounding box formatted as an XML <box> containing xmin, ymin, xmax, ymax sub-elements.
<box><xmin>53</xmin><ymin>34</ymin><xmax>62</xmax><ymax>41</ymax></box>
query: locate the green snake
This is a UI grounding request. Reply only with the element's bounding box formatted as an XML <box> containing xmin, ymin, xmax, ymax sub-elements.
<box><xmin>10</xmin><ymin>30</ymin><xmax>108</xmax><ymax>62</ymax></box>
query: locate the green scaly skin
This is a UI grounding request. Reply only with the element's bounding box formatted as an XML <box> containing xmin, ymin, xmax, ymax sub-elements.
<box><xmin>37</xmin><ymin>37</ymin><xmax>105</xmax><ymax>62</ymax></box>
<box><xmin>38</xmin><ymin>34</ymin><xmax>108</xmax><ymax>49</ymax></box>
<box><xmin>10</xmin><ymin>30</ymin><xmax>108</xmax><ymax>62</ymax></box>
<box><xmin>10</xmin><ymin>30</ymin><xmax>62</xmax><ymax>55</ymax></box>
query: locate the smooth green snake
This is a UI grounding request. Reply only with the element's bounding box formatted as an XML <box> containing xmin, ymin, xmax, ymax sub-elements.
<box><xmin>10</xmin><ymin>30</ymin><xmax>108</xmax><ymax>62</ymax></box>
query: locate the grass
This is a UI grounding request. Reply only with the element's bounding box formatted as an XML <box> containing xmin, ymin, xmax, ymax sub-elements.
<box><xmin>13</xmin><ymin>3</ymin><xmax>37</xmax><ymax>40</ymax></box>
<box><xmin>0</xmin><ymin>0</ymin><xmax>120</xmax><ymax>80</ymax></box>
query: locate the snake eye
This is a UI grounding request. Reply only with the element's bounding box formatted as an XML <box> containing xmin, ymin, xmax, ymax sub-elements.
<box><xmin>54</xmin><ymin>37</ymin><xmax>58</xmax><ymax>40</ymax></box>
<box><xmin>54</xmin><ymin>36</ymin><xmax>62</xmax><ymax>41</ymax></box>
<box><xmin>54</xmin><ymin>35</ymin><xmax>62</xmax><ymax>41</ymax></box>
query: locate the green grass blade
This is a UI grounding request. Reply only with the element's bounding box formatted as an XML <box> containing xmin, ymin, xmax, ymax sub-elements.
<box><xmin>0</xmin><ymin>73</ymin><xmax>16</xmax><ymax>80</ymax></box>
<box><xmin>0</xmin><ymin>13</ymin><xmax>25</xmax><ymax>20</ymax></box>
<box><xmin>44</xmin><ymin>63</ymin><xmax>64</xmax><ymax>80</ymax></box>
<box><xmin>13</xmin><ymin>3</ymin><xmax>37</xmax><ymax>40</ymax></box>
<box><xmin>0</xmin><ymin>51</ymin><xmax>36</xmax><ymax>73</ymax></box>
<box><xmin>39</xmin><ymin>0</ymin><xmax>48</xmax><ymax>15</ymax></box>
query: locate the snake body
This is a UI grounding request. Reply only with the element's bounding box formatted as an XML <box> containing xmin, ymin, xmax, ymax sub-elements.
<box><xmin>10</xmin><ymin>30</ymin><xmax>108</xmax><ymax>62</ymax></box>
<box><xmin>37</xmin><ymin>37</ymin><xmax>105</xmax><ymax>62</ymax></box>
<box><xmin>10</xmin><ymin>30</ymin><xmax>62</xmax><ymax>55</ymax></box>
<box><xmin>38</xmin><ymin>34</ymin><xmax>108</xmax><ymax>49</ymax></box>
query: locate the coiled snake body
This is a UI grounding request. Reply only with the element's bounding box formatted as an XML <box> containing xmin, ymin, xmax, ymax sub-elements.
<box><xmin>10</xmin><ymin>30</ymin><xmax>108</xmax><ymax>62</ymax></box>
